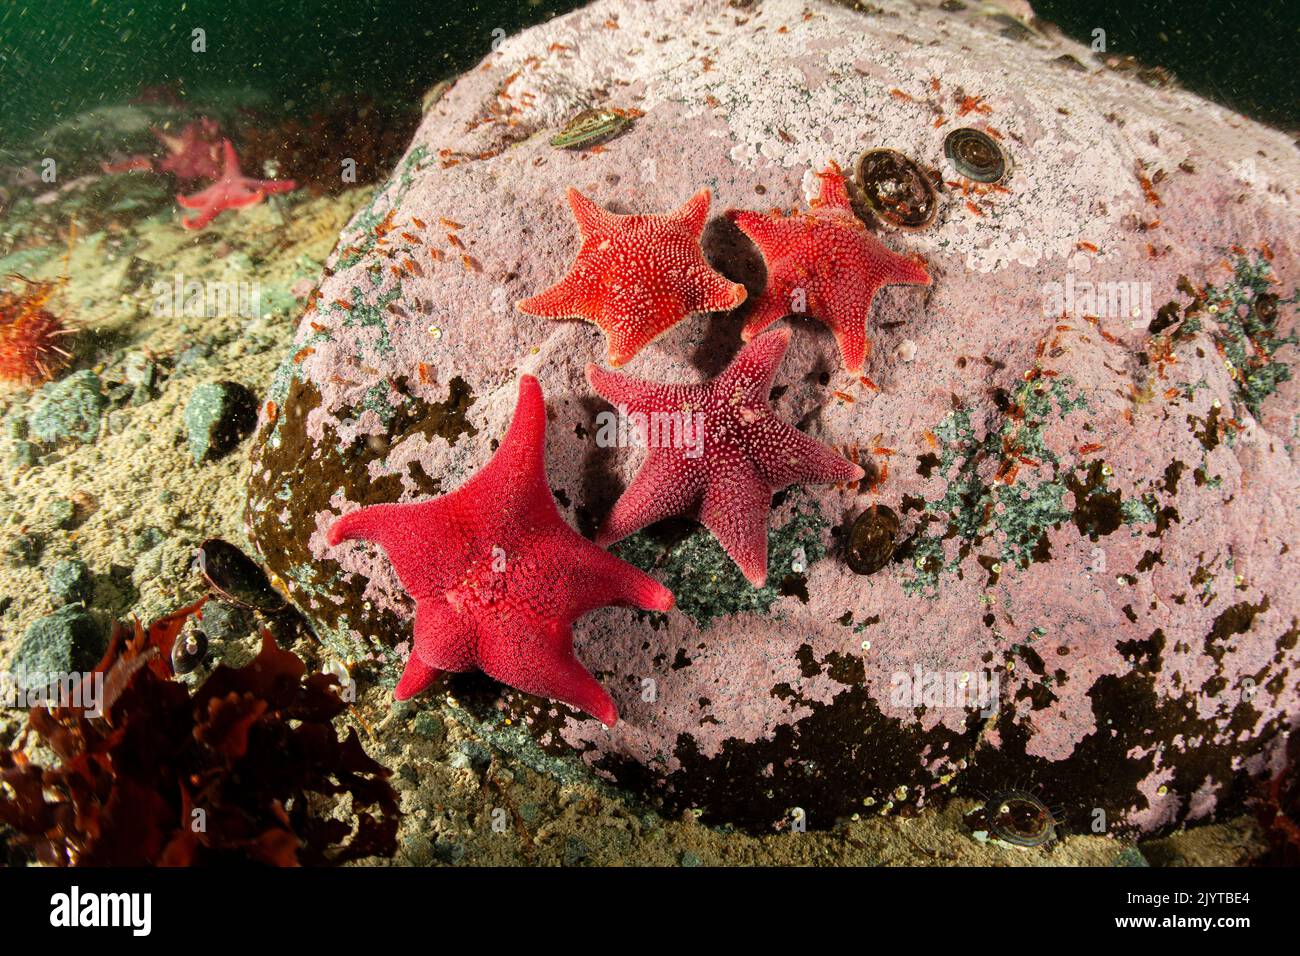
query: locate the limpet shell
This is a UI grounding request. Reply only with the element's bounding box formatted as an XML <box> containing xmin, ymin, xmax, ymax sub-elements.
<box><xmin>171</xmin><ymin>624</ymin><xmax>208</xmax><ymax>676</ymax></box>
<box><xmin>983</xmin><ymin>790</ymin><xmax>1058</xmax><ymax>847</ymax></box>
<box><xmin>943</xmin><ymin>127</ymin><xmax>1010</xmax><ymax>183</ymax></box>
<box><xmin>195</xmin><ymin>538</ymin><xmax>288</xmax><ymax>614</ymax></box>
<box><xmin>852</xmin><ymin>148</ymin><xmax>937</xmax><ymax>229</ymax></box>
<box><xmin>845</xmin><ymin>504</ymin><xmax>899</xmax><ymax>575</ymax></box>
<box><xmin>550</xmin><ymin>107</ymin><xmax>637</xmax><ymax>150</ymax></box>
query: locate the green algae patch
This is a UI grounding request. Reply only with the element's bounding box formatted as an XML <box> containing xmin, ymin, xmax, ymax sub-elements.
<box><xmin>614</xmin><ymin>495</ymin><xmax>829</xmax><ymax>627</ymax></box>
<box><xmin>901</xmin><ymin>375</ymin><xmax>1156</xmax><ymax>597</ymax></box>
<box><xmin>338</xmin><ymin>145</ymin><xmax>433</xmax><ymax>270</ymax></box>
<box><xmin>1203</xmin><ymin>253</ymin><xmax>1297</xmax><ymax>419</ymax></box>
<box><xmin>355</xmin><ymin>382</ymin><xmax>397</xmax><ymax>429</ymax></box>
<box><xmin>901</xmin><ymin>377</ymin><xmax>1087</xmax><ymax>596</ymax></box>
<box><xmin>1166</xmin><ymin>251</ymin><xmax>1297</xmax><ymax>421</ymax></box>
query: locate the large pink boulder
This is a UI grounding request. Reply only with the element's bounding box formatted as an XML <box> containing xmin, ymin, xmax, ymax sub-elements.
<box><xmin>246</xmin><ymin>0</ymin><xmax>1299</xmax><ymax>833</ymax></box>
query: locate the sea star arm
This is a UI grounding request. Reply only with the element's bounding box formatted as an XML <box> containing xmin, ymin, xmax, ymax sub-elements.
<box><xmin>480</xmin><ymin>533</ymin><xmax>673</xmax><ymax>727</ymax></box>
<box><xmin>563</xmin><ymin>536</ymin><xmax>675</xmax><ymax>617</ymax></box>
<box><xmin>812</xmin><ymin>164</ymin><xmax>855</xmax><ymax>211</ymax></box>
<box><xmin>829</xmin><ymin>247</ymin><xmax>930</xmax><ymax>372</ymax></box>
<box><xmin>711</xmin><ymin>327</ymin><xmax>792</xmax><ymax>407</ymax></box>
<box><xmin>668</xmin><ymin>187</ymin><xmax>713</xmax><ymax>237</ymax></box>
<box><xmin>175</xmin><ymin>186</ymin><xmax>217</xmax><ymax>209</ymax></box>
<box><xmin>326</xmin><ymin>377</ymin><xmax>551</xmax><ymax>582</ymax></box>
<box><xmin>514</xmin><ymin>269</ymin><xmax>595</xmax><ymax>320</ymax></box>
<box><xmin>595</xmin><ymin>448</ymin><xmax>705</xmax><ymax>546</ymax></box>
<box><xmin>586</xmin><ymin>363</ymin><xmax>697</xmax><ymax>416</ymax></box>
<box><xmin>738</xmin><ymin>287</ymin><xmax>795</xmax><ymax>342</ymax></box>
<box><xmin>685</xmin><ymin>261</ymin><xmax>748</xmax><ymax>314</ymax></box>
<box><xmin>830</xmin><ymin>306</ymin><xmax>870</xmax><ymax>374</ymax></box>
<box><xmin>394</xmin><ymin>648</ymin><xmax>442</xmax><ymax>700</ymax></box>
<box><xmin>726</xmin><ymin>208</ymin><xmax>794</xmax><ymax>246</ymax></box>
<box><xmin>176</xmin><ymin>203</ymin><xmax>221</xmax><ymax>231</ymax></box>
<box><xmin>566</xmin><ymin>187</ymin><xmax>619</xmax><ymax>238</ymax></box>
<box><xmin>698</xmin><ymin>464</ymin><xmax>772</xmax><ymax>587</ymax></box>
<box><xmin>879</xmin><ymin>247</ymin><xmax>931</xmax><ymax>287</ymax></box>
<box><xmin>489</xmin><ymin>619</ymin><xmax>622</xmax><ymax>726</ymax></box>
<box><xmin>603</xmin><ymin>313</ymin><xmax>662</xmax><ymax>368</ymax></box>
<box><xmin>514</xmin><ymin>191</ymin><xmax>615</xmax><ymax>319</ymax></box>
<box><xmin>327</xmin><ymin>498</ymin><xmax>459</xmax><ymax>599</ymax></box>
<box><xmin>753</xmin><ymin>417</ymin><xmax>865</xmax><ymax>489</ymax></box>
<box><xmin>460</xmin><ymin>375</ymin><xmax>558</xmax><ymax>529</ymax></box>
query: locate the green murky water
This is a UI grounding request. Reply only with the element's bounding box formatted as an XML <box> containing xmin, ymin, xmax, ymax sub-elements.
<box><xmin>0</xmin><ymin>0</ymin><xmax>585</xmax><ymax>146</ymax></box>
<box><xmin>1</xmin><ymin>0</ymin><xmax>1294</xmax><ymax>148</ymax></box>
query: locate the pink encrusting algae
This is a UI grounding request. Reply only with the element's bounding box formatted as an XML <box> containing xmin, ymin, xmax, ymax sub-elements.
<box><xmin>246</xmin><ymin>0</ymin><xmax>1300</xmax><ymax>833</ymax></box>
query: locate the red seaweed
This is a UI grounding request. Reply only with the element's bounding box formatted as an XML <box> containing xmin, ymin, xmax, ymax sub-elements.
<box><xmin>0</xmin><ymin>604</ymin><xmax>399</xmax><ymax>866</ymax></box>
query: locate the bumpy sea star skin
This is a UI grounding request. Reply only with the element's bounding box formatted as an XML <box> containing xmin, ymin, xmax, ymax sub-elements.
<box><xmin>516</xmin><ymin>187</ymin><xmax>748</xmax><ymax>367</ymax></box>
<box><xmin>727</xmin><ymin>165</ymin><xmax>931</xmax><ymax>374</ymax></box>
<box><xmin>175</xmin><ymin>139</ymin><xmax>297</xmax><ymax>230</ymax></box>
<box><xmin>327</xmin><ymin>375</ymin><xmax>674</xmax><ymax>726</ymax></box>
<box><xmin>587</xmin><ymin>328</ymin><xmax>864</xmax><ymax>586</ymax></box>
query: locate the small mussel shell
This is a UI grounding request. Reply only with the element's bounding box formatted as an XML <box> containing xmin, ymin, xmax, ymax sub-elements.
<box><xmin>845</xmin><ymin>505</ymin><xmax>900</xmax><ymax>575</ymax></box>
<box><xmin>985</xmin><ymin>790</ymin><xmax>1057</xmax><ymax>847</ymax></box>
<box><xmin>171</xmin><ymin>624</ymin><xmax>208</xmax><ymax>676</ymax></box>
<box><xmin>550</xmin><ymin>107</ymin><xmax>635</xmax><ymax>150</ymax></box>
<box><xmin>196</xmin><ymin>538</ymin><xmax>288</xmax><ymax>614</ymax></box>
<box><xmin>943</xmin><ymin>127</ymin><xmax>1010</xmax><ymax>184</ymax></box>
<box><xmin>852</xmin><ymin>148</ymin><xmax>937</xmax><ymax>229</ymax></box>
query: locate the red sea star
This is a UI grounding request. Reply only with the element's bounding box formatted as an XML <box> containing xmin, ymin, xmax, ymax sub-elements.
<box><xmin>175</xmin><ymin>139</ymin><xmax>296</xmax><ymax>230</ymax></box>
<box><xmin>587</xmin><ymin>328</ymin><xmax>864</xmax><ymax>586</ymax></box>
<box><xmin>727</xmin><ymin>164</ymin><xmax>930</xmax><ymax>375</ymax></box>
<box><xmin>155</xmin><ymin>117</ymin><xmax>224</xmax><ymax>181</ymax></box>
<box><xmin>327</xmin><ymin>375</ymin><xmax>674</xmax><ymax>726</ymax></box>
<box><xmin>516</xmin><ymin>187</ymin><xmax>747</xmax><ymax>367</ymax></box>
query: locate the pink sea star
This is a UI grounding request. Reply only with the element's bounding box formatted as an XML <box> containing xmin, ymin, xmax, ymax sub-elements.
<box><xmin>727</xmin><ymin>164</ymin><xmax>931</xmax><ymax>375</ymax></box>
<box><xmin>587</xmin><ymin>328</ymin><xmax>864</xmax><ymax>586</ymax></box>
<box><xmin>155</xmin><ymin>117</ymin><xmax>225</xmax><ymax>181</ymax></box>
<box><xmin>175</xmin><ymin>139</ymin><xmax>296</xmax><ymax>230</ymax></box>
<box><xmin>516</xmin><ymin>187</ymin><xmax>748</xmax><ymax>367</ymax></box>
<box><xmin>327</xmin><ymin>375</ymin><xmax>674</xmax><ymax>726</ymax></box>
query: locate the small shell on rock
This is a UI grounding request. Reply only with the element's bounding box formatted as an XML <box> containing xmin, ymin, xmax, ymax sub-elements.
<box><xmin>195</xmin><ymin>538</ymin><xmax>288</xmax><ymax>614</ymax></box>
<box><xmin>976</xmin><ymin>790</ymin><xmax>1058</xmax><ymax>848</ymax></box>
<box><xmin>943</xmin><ymin>127</ymin><xmax>1010</xmax><ymax>183</ymax></box>
<box><xmin>171</xmin><ymin>625</ymin><xmax>208</xmax><ymax>676</ymax></box>
<box><xmin>421</xmin><ymin>78</ymin><xmax>455</xmax><ymax>114</ymax></box>
<box><xmin>323</xmin><ymin>659</ymin><xmax>351</xmax><ymax>684</ymax></box>
<box><xmin>852</xmin><ymin>148</ymin><xmax>937</xmax><ymax>229</ymax></box>
<box><xmin>845</xmin><ymin>504</ymin><xmax>899</xmax><ymax>575</ymax></box>
<box><xmin>550</xmin><ymin>107</ymin><xmax>638</xmax><ymax>150</ymax></box>
<box><xmin>893</xmin><ymin>339</ymin><xmax>918</xmax><ymax>363</ymax></box>
<box><xmin>1052</xmin><ymin>53</ymin><xmax>1088</xmax><ymax>73</ymax></box>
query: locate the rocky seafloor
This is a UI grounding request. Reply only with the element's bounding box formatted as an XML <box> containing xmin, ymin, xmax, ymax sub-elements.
<box><xmin>2</xmin><ymin>0</ymin><xmax>1296</xmax><ymax>865</ymax></box>
<box><xmin>246</xmin><ymin>0</ymin><xmax>1299</xmax><ymax>841</ymax></box>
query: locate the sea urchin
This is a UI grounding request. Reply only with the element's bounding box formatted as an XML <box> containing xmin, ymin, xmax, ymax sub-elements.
<box><xmin>0</xmin><ymin>277</ymin><xmax>75</xmax><ymax>385</ymax></box>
